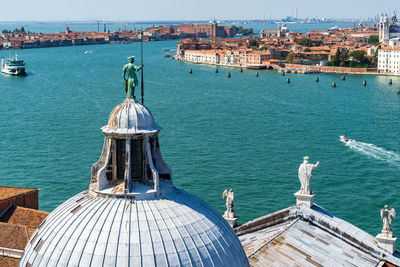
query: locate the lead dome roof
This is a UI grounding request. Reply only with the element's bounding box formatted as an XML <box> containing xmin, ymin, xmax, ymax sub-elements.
<box><xmin>101</xmin><ymin>97</ymin><xmax>160</xmax><ymax>136</ymax></box>
<box><xmin>19</xmin><ymin>188</ymin><xmax>249</xmax><ymax>267</ymax></box>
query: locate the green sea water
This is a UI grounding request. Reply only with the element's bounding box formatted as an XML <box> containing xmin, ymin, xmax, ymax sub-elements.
<box><xmin>0</xmin><ymin>39</ymin><xmax>400</xmax><ymax>239</ymax></box>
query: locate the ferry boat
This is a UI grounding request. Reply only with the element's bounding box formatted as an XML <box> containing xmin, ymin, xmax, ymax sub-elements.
<box><xmin>1</xmin><ymin>55</ymin><xmax>26</xmax><ymax>76</ymax></box>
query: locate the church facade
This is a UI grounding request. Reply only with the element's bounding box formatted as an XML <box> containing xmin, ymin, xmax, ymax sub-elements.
<box><xmin>378</xmin><ymin>13</ymin><xmax>400</xmax><ymax>75</ymax></box>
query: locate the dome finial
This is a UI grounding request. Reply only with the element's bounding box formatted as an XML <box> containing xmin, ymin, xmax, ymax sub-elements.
<box><xmin>122</xmin><ymin>56</ymin><xmax>143</xmax><ymax>99</ymax></box>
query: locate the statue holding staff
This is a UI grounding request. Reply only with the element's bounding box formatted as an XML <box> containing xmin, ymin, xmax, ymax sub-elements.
<box><xmin>122</xmin><ymin>56</ymin><xmax>143</xmax><ymax>99</ymax></box>
<box><xmin>298</xmin><ymin>156</ymin><xmax>319</xmax><ymax>195</ymax></box>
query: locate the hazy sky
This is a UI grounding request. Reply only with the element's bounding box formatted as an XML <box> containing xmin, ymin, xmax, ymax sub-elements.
<box><xmin>1</xmin><ymin>0</ymin><xmax>399</xmax><ymax>21</ymax></box>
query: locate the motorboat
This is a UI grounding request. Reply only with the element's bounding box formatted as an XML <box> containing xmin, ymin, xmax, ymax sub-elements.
<box><xmin>339</xmin><ymin>135</ymin><xmax>350</xmax><ymax>144</ymax></box>
<box><xmin>1</xmin><ymin>55</ymin><xmax>26</xmax><ymax>76</ymax></box>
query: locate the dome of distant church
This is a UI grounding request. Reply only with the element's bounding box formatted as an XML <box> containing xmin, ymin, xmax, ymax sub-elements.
<box><xmin>19</xmin><ymin>66</ymin><xmax>249</xmax><ymax>266</ymax></box>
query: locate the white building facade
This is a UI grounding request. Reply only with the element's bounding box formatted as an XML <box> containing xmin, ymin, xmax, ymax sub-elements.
<box><xmin>378</xmin><ymin>47</ymin><xmax>400</xmax><ymax>75</ymax></box>
<box><xmin>183</xmin><ymin>50</ymin><xmax>220</xmax><ymax>64</ymax></box>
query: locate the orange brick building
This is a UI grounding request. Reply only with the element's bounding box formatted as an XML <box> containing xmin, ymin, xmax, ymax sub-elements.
<box><xmin>179</xmin><ymin>23</ymin><xmax>235</xmax><ymax>38</ymax></box>
<box><xmin>0</xmin><ymin>186</ymin><xmax>48</xmax><ymax>267</ymax></box>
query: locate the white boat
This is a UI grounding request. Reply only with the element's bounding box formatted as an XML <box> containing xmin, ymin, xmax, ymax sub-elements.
<box><xmin>339</xmin><ymin>135</ymin><xmax>350</xmax><ymax>144</ymax></box>
<box><xmin>1</xmin><ymin>55</ymin><xmax>26</xmax><ymax>76</ymax></box>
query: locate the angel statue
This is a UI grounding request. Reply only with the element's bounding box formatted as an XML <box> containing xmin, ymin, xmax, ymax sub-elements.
<box><xmin>298</xmin><ymin>156</ymin><xmax>319</xmax><ymax>195</ymax></box>
<box><xmin>381</xmin><ymin>205</ymin><xmax>396</xmax><ymax>237</ymax></box>
<box><xmin>223</xmin><ymin>189</ymin><xmax>236</xmax><ymax>219</ymax></box>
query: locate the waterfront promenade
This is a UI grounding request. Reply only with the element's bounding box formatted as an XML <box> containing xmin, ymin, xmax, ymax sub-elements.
<box><xmin>174</xmin><ymin>23</ymin><xmax>400</xmax><ymax>75</ymax></box>
<box><xmin>0</xmin><ymin>23</ymin><xmax>252</xmax><ymax>50</ymax></box>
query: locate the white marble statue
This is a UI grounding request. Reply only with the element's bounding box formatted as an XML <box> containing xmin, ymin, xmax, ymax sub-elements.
<box><xmin>381</xmin><ymin>205</ymin><xmax>396</xmax><ymax>236</ymax></box>
<box><xmin>223</xmin><ymin>189</ymin><xmax>236</xmax><ymax>219</ymax></box>
<box><xmin>298</xmin><ymin>156</ymin><xmax>319</xmax><ymax>195</ymax></box>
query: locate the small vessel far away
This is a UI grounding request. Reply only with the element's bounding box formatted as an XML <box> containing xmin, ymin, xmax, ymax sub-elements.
<box><xmin>1</xmin><ymin>55</ymin><xmax>27</xmax><ymax>76</ymax></box>
<box><xmin>339</xmin><ymin>135</ymin><xmax>350</xmax><ymax>144</ymax></box>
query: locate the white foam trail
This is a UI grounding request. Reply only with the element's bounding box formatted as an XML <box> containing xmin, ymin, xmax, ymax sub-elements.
<box><xmin>345</xmin><ymin>139</ymin><xmax>400</xmax><ymax>167</ymax></box>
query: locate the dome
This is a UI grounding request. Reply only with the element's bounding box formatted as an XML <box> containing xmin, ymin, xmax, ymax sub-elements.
<box><xmin>101</xmin><ymin>97</ymin><xmax>161</xmax><ymax>136</ymax></box>
<box><xmin>20</xmin><ymin>61</ymin><xmax>249</xmax><ymax>267</ymax></box>
<box><xmin>19</xmin><ymin>188</ymin><xmax>249</xmax><ymax>267</ymax></box>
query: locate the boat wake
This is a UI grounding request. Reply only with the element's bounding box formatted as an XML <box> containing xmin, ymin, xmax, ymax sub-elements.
<box><xmin>345</xmin><ymin>139</ymin><xmax>400</xmax><ymax>167</ymax></box>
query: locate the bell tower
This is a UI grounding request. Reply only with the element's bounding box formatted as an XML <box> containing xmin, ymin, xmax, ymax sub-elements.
<box><xmin>380</xmin><ymin>14</ymin><xmax>390</xmax><ymax>44</ymax></box>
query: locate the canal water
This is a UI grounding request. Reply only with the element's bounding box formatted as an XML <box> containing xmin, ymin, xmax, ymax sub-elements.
<box><xmin>0</xmin><ymin>35</ymin><xmax>399</xmax><ymax>238</ymax></box>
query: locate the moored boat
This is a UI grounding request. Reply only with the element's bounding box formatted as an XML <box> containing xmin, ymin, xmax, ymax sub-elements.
<box><xmin>1</xmin><ymin>55</ymin><xmax>26</xmax><ymax>76</ymax></box>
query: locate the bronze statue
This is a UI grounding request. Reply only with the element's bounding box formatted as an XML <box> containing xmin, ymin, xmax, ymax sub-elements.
<box><xmin>122</xmin><ymin>56</ymin><xmax>143</xmax><ymax>98</ymax></box>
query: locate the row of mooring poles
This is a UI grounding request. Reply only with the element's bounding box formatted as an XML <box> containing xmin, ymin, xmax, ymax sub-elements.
<box><xmin>188</xmin><ymin>69</ymin><xmax>399</xmax><ymax>91</ymax></box>
<box><xmin>189</xmin><ymin>68</ymin><xmax>260</xmax><ymax>78</ymax></box>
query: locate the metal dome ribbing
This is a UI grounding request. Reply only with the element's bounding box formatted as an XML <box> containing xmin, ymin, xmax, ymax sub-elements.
<box><xmin>19</xmin><ymin>188</ymin><xmax>248</xmax><ymax>267</ymax></box>
<box><xmin>101</xmin><ymin>97</ymin><xmax>160</xmax><ymax>136</ymax></box>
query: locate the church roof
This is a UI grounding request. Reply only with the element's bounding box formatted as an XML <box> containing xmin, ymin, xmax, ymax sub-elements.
<box><xmin>20</xmin><ymin>188</ymin><xmax>248</xmax><ymax>267</ymax></box>
<box><xmin>237</xmin><ymin>204</ymin><xmax>400</xmax><ymax>267</ymax></box>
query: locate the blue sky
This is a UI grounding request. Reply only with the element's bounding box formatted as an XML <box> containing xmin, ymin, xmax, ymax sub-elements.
<box><xmin>2</xmin><ymin>0</ymin><xmax>399</xmax><ymax>21</ymax></box>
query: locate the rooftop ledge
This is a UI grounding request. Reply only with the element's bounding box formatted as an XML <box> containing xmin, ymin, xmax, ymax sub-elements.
<box><xmin>88</xmin><ymin>181</ymin><xmax>175</xmax><ymax>200</ymax></box>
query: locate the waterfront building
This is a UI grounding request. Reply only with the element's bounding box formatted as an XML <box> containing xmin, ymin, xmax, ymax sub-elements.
<box><xmin>183</xmin><ymin>49</ymin><xmax>221</xmax><ymax>65</ymax></box>
<box><xmin>378</xmin><ymin>13</ymin><xmax>400</xmax><ymax>75</ymax></box>
<box><xmin>182</xmin><ymin>49</ymin><xmax>271</xmax><ymax>68</ymax></box>
<box><xmin>178</xmin><ymin>21</ymin><xmax>236</xmax><ymax>38</ymax></box>
<box><xmin>19</xmin><ymin>80</ymin><xmax>249</xmax><ymax>266</ymax></box>
<box><xmin>378</xmin><ymin>46</ymin><xmax>400</xmax><ymax>75</ymax></box>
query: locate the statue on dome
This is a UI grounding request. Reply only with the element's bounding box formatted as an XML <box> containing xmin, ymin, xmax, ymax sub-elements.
<box><xmin>123</xmin><ymin>56</ymin><xmax>143</xmax><ymax>99</ymax></box>
<box><xmin>223</xmin><ymin>189</ymin><xmax>236</xmax><ymax>219</ymax></box>
<box><xmin>298</xmin><ymin>156</ymin><xmax>319</xmax><ymax>195</ymax></box>
<box><xmin>380</xmin><ymin>205</ymin><xmax>396</xmax><ymax>237</ymax></box>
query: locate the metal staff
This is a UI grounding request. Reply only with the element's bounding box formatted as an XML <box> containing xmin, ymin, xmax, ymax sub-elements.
<box><xmin>140</xmin><ymin>27</ymin><xmax>144</xmax><ymax>104</ymax></box>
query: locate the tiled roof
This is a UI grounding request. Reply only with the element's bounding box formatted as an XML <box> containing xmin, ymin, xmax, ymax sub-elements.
<box><xmin>0</xmin><ymin>186</ymin><xmax>38</xmax><ymax>200</ymax></box>
<box><xmin>0</xmin><ymin>223</ymin><xmax>35</xmax><ymax>250</ymax></box>
<box><xmin>0</xmin><ymin>204</ymin><xmax>48</xmax><ymax>251</ymax></box>
<box><xmin>237</xmin><ymin>204</ymin><xmax>400</xmax><ymax>267</ymax></box>
<box><xmin>0</xmin><ymin>205</ymin><xmax>48</xmax><ymax>229</ymax></box>
<box><xmin>0</xmin><ymin>256</ymin><xmax>20</xmax><ymax>267</ymax></box>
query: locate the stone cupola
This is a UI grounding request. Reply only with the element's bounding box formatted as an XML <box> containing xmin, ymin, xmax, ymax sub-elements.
<box><xmin>90</xmin><ymin>97</ymin><xmax>172</xmax><ymax>197</ymax></box>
